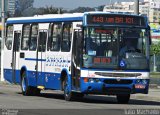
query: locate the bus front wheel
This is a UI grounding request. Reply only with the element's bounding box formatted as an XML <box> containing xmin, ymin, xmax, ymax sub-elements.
<box><xmin>63</xmin><ymin>77</ymin><xmax>74</xmax><ymax>101</ymax></box>
<box><xmin>21</xmin><ymin>72</ymin><xmax>34</xmax><ymax>96</ymax></box>
<box><xmin>116</xmin><ymin>94</ymin><xmax>130</xmax><ymax>104</ymax></box>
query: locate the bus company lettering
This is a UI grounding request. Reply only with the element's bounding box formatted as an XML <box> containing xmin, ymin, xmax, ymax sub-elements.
<box><xmin>46</xmin><ymin>56</ymin><xmax>71</xmax><ymax>67</ymax></box>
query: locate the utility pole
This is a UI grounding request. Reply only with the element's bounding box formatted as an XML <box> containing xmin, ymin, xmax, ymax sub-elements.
<box><xmin>1</xmin><ymin>0</ymin><xmax>5</xmax><ymax>81</ymax></box>
<box><xmin>134</xmin><ymin>0</ymin><xmax>139</xmax><ymax>15</ymax></box>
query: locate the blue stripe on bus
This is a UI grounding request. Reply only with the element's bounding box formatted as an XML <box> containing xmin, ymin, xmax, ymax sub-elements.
<box><xmin>25</xmin><ymin>58</ymin><xmax>46</xmax><ymax>61</ymax></box>
<box><xmin>7</xmin><ymin>17</ymin><xmax>83</xmax><ymax>24</ymax></box>
<box><xmin>25</xmin><ymin>58</ymin><xmax>70</xmax><ymax>63</ymax></box>
<box><xmin>3</xmin><ymin>68</ymin><xmax>67</xmax><ymax>90</ymax></box>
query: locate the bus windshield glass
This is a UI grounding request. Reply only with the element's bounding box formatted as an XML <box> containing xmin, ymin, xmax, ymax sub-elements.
<box><xmin>83</xmin><ymin>27</ymin><xmax>149</xmax><ymax>70</ymax></box>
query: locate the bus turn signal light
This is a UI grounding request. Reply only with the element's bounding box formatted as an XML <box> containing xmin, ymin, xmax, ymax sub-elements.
<box><xmin>84</xmin><ymin>78</ymin><xmax>88</xmax><ymax>82</ymax></box>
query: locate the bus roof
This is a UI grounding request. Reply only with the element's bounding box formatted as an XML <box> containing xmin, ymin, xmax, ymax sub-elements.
<box><xmin>6</xmin><ymin>12</ymin><xmax>145</xmax><ymax>25</ymax></box>
<box><xmin>6</xmin><ymin>13</ymin><xmax>84</xmax><ymax>24</ymax></box>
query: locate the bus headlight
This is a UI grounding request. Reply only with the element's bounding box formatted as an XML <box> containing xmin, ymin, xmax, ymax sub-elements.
<box><xmin>89</xmin><ymin>78</ymin><xmax>94</xmax><ymax>83</ymax></box>
<box><xmin>136</xmin><ymin>79</ymin><xmax>147</xmax><ymax>85</ymax></box>
<box><xmin>136</xmin><ymin>79</ymin><xmax>141</xmax><ymax>84</ymax></box>
<box><xmin>142</xmin><ymin>79</ymin><xmax>147</xmax><ymax>85</ymax></box>
<box><xmin>87</xmin><ymin>78</ymin><xmax>101</xmax><ymax>83</ymax></box>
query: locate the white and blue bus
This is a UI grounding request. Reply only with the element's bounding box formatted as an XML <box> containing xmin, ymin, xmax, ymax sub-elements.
<box><xmin>4</xmin><ymin>12</ymin><xmax>151</xmax><ymax>103</ymax></box>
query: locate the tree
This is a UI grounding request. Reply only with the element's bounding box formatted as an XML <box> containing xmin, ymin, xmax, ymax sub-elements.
<box><xmin>150</xmin><ymin>42</ymin><xmax>160</xmax><ymax>55</ymax></box>
<box><xmin>150</xmin><ymin>42</ymin><xmax>160</xmax><ymax>72</ymax></box>
<box><xmin>38</xmin><ymin>6</ymin><xmax>59</xmax><ymax>15</ymax></box>
<box><xmin>69</xmin><ymin>7</ymin><xmax>95</xmax><ymax>13</ymax></box>
<box><xmin>22</xmin><ymin>7</ymin><xmax>39</xmax><ymax>16</ymax></box>
<box><xmin>35</xmin><ymin>6</ymin><xmax>67</xmax><ymax>15</ymax></box>
<box><xmin>14</xmin><ymin>0</ymin><xmax>34</xmax><ymax>17</ymax></box>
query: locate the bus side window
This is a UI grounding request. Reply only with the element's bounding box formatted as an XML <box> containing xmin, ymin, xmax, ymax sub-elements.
<box><xmin>47</xmin><ymin>23</ymin><xmax>52</xmax><ymax>51</ymax></box>
<box><xmin>29</xmin><ymin>24</ymin><xmax>38</xmax><ymax>51</ymax></box>
<box><xmin>61</xmin><ymin>23</ymin><xmax>72</xmax><ymax>52</ymax></box>
<box><xmin>48</xmin><ymin>23</ymin><xmax>61</xmax><ymax>51</ymax></box>
<box><xmin>21</xmin><ymin>24</ymin><xmax>30</xmax><ymax>50</ymax></box>
<box><xmin>5</xmin><ymin>25</ymin><xmax>13</xmax><ymax>50</ymax></box>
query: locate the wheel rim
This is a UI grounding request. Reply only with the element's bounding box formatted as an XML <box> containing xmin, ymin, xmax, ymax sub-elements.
<box><xmin>64</xmin><ymin>80</ymin><xmax>70</xmax><ymax>97</ymax></box>
<box><xmin>22</xmin><ymin>77</ymin><xmax>26</xmax><ymax>92</ymax></box>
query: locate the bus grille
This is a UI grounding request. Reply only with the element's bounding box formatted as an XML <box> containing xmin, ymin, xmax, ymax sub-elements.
<box><xmin>104</xmin><ymin>87</ymin><xmax>131</xmax><ymax>94</ymax></box>
<box><xmin>95</xmin><ymin>72</ymin><xmax>141</xmax><ymax>77</ymax></box>
<box><xmin>104</xmin><ymin>79</ymin><xmax>133</xmax><ymax>84</ymax></box>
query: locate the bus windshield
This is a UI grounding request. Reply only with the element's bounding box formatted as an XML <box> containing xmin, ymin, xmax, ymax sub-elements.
<box><xmin>82</xmin><ymin>27</ymin><xmax>149</xmax><ymax>70</ymax></box>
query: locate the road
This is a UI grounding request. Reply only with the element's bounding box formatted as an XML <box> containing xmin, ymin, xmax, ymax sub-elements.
<box><xmin>0</xmin><ymin>83</ymin><xmax>160</xmax><ymax>115</ymax></box>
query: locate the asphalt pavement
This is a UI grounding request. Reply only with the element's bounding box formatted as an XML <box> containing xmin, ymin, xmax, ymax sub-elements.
<box><xmin>0</xmin><ymin>82</ymin><xmax>160</xmax><ymax>115</ymax></box>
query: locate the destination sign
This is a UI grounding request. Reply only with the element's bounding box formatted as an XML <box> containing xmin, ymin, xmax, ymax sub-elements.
<box><xmin>86</xmin><ymin>14</ymin><xmax>146</xmax><ymax>27</ymax></box>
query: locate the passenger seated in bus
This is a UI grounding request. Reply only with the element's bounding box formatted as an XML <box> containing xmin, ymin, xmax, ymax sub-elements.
<box><xmin>119</xmin><ymin>39</ymin><xmax>135</xmax><ymax>57</ymax></box>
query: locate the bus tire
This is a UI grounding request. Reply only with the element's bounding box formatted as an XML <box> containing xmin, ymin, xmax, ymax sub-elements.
<box><xmin>116</xmin><ymin>94</ymin><xmax>130</xmax><ymax>104</ymax></box>
<box><xmin>75</xmin><ymin>93</ymin><xmax>84</xmax><ymax>98</ymax></box>
<box><xmin>21</xmin><ymin>71</ymin><xmax>34</xmax><ymax>96</ymax></box>
<box><xmin>64</xmin><ymin>76</ymin><xmax>74</xmax><ymax>101</ymax></box>
<box><xmin>33</xmin><ymin>88</ymin><xmax>41</xmax><ymax>96</ymax></box>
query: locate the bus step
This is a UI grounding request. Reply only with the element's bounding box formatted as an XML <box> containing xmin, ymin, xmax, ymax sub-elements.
<box><xmin>37</xmin><ymin>86</ymin><xmax>45</xmax><ymax>90</ymax></box>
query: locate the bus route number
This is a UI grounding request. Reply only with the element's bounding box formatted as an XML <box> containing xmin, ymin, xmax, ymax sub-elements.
<box><xmin>92</xmin><ymin>16</ymin><xmax>134</xmax><ymax>24</ymax></box>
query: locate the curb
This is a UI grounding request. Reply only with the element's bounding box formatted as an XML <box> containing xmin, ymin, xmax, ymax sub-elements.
<box><xmin>149</xmin><ymin>84</ymin><xmax>159</xmax><ymax>89</ymax></box>
<box><xmin>0</xmin><ymin>81</ymin><xmax>12</xmax><ymax>85</ymax></box>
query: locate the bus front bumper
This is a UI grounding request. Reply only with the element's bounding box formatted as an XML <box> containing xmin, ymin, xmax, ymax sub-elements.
<box><xmin>80</xmin><ymin>78</ymin><xmax>149</xmax><ymax>95</ymax></box>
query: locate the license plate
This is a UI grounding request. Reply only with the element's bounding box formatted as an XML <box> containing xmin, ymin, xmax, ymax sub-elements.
<box><xmin>135</xmin><ymin>84</ymin><xmax>145</xmax><ymax>89</ymax></box>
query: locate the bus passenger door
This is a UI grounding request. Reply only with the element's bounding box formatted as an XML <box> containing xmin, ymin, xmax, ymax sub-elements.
<box><xmin>12</xmin><ymin>31</ymin><xmax>21</xmax><ymax>83</ymax></box>
<box><xmin>72</xmin><ymin>30</ymin><xmax>82</xmax><ymax>90</ymax></box>
<box><xmin>37</xmin><ymin>30</ymin><xmax>47</xmax><ymax>87</ymax></box>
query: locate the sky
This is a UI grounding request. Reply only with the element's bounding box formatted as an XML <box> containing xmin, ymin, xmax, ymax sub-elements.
<box><xmin>33</xmin><ymin>0</ymin><xmax>136</xmax><ymax>10</ymax></box>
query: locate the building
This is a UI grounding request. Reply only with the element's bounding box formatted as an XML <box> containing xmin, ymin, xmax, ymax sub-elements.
<box><xmin>103</xmin><ymin>1</ymin><xmax>149</xmax><ymax>15</ymax></box>
<box><xmin>8</xmin><ymin>0</ymin><xmax>16</xmax><ymax>16</ymax></box>
<box><xmin>148</xmin><ymin>0</ymin><xmax>160</xmax><ymax>23</ymax></box>
<box><xmin>139</xmin><ymin>1</ymin><xmax>149</xmax><ymax>16</ymax></box>
<box><xmin>0</xmin><ymin>0</ymin><xmax>16</xmax><ymax>18</ymax></box>
<box><xmin>0</xmin><ymin>0</ymin><xmax>8</xmax><ymax>18</ymax></box>
<box><xmin>103</xmin><ymin>2</ymin><xmax>134</xmax><ymax>14</ymax></box>
<box><xmin>103</xmin><ymin>0</ymin><xmax>160</xmax><ymax>23</ymax></box>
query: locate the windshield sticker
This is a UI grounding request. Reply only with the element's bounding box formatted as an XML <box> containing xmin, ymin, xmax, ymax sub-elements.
<box><xmin>88</xmin><ymin>50</ymin><xmax>96</xmax><ymax>56</ymax></box>
<box><xmin>119</xmin><ymin>60</ymin><xmax>126</xmax><ymax>67</ymax></box>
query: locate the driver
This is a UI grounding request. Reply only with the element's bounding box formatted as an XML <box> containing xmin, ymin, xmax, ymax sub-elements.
<box><xmin>119</xmin><ymin>39</ymin><xmax>135</xmax><ymax>57</ymax></box>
